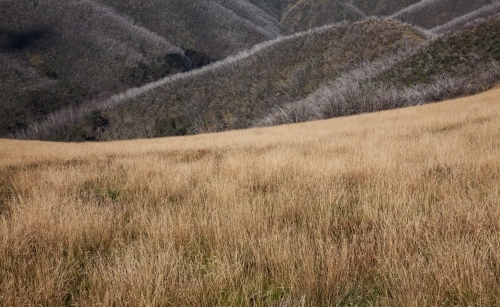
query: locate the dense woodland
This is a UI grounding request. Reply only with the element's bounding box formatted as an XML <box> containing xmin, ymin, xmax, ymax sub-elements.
<box><xmin>1</xmin><ymin>0</ymin><xmax>500</xmax><ymax>141</ymax></box>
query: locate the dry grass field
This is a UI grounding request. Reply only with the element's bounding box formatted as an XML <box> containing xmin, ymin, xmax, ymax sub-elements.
<box><xmin>1</xmin><ymin>86</ymin><xmax>500</xmax><ymax>306</ymax></box>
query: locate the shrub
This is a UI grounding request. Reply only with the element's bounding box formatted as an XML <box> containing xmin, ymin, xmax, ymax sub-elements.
<box><xmin>153</xmin><ymin>116</ymin><xmax>189</xmax><ymax>137</ymax></box>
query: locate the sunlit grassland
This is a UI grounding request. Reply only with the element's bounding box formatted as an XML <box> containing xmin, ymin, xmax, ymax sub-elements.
<box><xmin>1</xmin><ymin>86</ymin><xmax>500</xmax><ymax>306</ymax></box>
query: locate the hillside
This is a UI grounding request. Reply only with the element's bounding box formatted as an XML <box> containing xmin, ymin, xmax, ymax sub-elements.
<box><xmin>1</xmin><ymin>86</ymin><xmax>499</xmax><ymax>306</ymax></box>
<box><xmin>3</xmin><ymin>0</ymin><xmax>500</xmax><ymax>141</ymax></box>
<box><xmin>280</xmin><ymin>0</ymin><xmax>421</xmax><ymax>33</ymax></box>
<box><xmin>247</xmin><ymin>0</ymin><xmax>422</xmax><ymax>33</ymax></box>
<box><xmin>392</xmin><ymin>0</ymin><xmax>500</xmax><ymax>31</ymax></box>
<box><xmin>0</xmin><ymin>0</ymin><xmax>277</xmax><ymax>137</ymax></box>
<box><xmin>18</xmin><ymin>13</ymin><xmax>500</xmax><ymax>142</ymax></box>
<box><xmin>258</xmin><ymin>13</ymin><xmax>500</xmax><ymax>126</ymax></box>
<box><xmin>95</xmin><ymin>0</ymin><xmax>283</xmax><ymax>58</ymax></box>
<box><xmin>0</xmin><ymin>0</ymin><xmax>184</xmax><ymax>136</ymax></box>
<box><xmin>251</xmin><ymin>0</ymin><xmax>500</xmax><ymax>33</ymax></box>
<box><xmin>17</xmin><ymin>18</ymin><xmax>425</xmax><ymax>141</ymax></box>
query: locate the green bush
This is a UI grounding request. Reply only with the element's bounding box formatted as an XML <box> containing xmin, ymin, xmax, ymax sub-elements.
<box><xmin>153</xmin><ymin>116</ymin><xmax>190</xmax><ymax>137</ymax></box>
<box><xmin>56</xmin><ymin>110</ymin><xmax>109</xmax><ymax>142</ymax></box>
<box><xmin>121</xmin><ymin>50</ymin><xmax>215</xmax><ymax>87</ymax></box>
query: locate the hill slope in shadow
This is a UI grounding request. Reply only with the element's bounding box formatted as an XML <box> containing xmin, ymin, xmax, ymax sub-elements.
<box><xmin>96</xmin><ymin>0</ymin><xmax>284</xmax><ymax>58</ymax></box>
<box><xmin>3</xmin><ymin>0</ymin><xmax>500</xmax><ymax>141</ymax></box>
<box><xmin>0</xmin><ymin>0</ymin><xmax>184</xmax><ymax>135</ymax></box>
<box><xmin>18</xmin><ymin>18</ymin><xmax>425</xmax><ymax>141</ymax></box>
<box><xmin>251</xmin><ymin>0</ymin><xmax>500</xmax><ymax>33</ymax></box>
<box><xmin>392</xmin><ymin>0</ymin><xmax>500</xmax><ymax>30</ymax></box>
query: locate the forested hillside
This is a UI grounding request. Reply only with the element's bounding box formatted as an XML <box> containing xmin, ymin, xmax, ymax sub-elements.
<box><xmin>0</xmin><ymin>0</ymin><xmax>215</xmax><ymax>136</ymax></box>
<box><xmin>393</xmin><ymin>0</ymin><xmax>500</xmax><ymax>30</ymax></box>
<box><xmin>16</xmin><ymin>19</ymin><xmax>426</xmax><ymax>141</ymax></box>
<box><xmin>249</xmin><ymin>0</ymin><xmax>500</xmax><ymax>33</ymax></box>
<box><xmin>98</xmin><ymin>19</ymin><xmax>424</xmax><ymax>141</ymax></box>
<box><xmin>259</xmin><ymin>13</ymin><xmax>500</xmax><ymax>126</ymax></box>
<box><xmin>279</xmin><ymin>0</ymin><xmax>421</xmax><ymax>33</ymax></box>
<box><xmin>2</xmin><ymin>0</ymin><xmax>500</xmax><ymax>141</ymax></box>
<box><xmin>97</xmin><ymin>0</ymin><xmax>283</xmax><ymax>58</ymax></box>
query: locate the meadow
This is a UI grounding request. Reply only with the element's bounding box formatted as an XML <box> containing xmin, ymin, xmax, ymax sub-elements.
<box><xmin>1</xmin><ymin>86</ymin><xmax>500</xmax><ymax>306</ymax></box>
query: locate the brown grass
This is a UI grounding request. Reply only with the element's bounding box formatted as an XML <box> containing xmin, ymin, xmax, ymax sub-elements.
<box><xmin>1</xmin><ymin>86</ymin><xmax>500</xmax><ymax>306</ymax></box>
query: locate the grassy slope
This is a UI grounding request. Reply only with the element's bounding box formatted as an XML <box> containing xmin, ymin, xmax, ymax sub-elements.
<box><xmin>1</xmin><ymin>86</ymin><xmax>500</xmax><ymax>306</ymax></box>
<box><xmin>0</xmin><ymin>0</ymin><xmax>181</xmax><ymax>136</ymax></box>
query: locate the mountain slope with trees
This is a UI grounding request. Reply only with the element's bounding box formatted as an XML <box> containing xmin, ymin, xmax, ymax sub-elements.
<box><xmin>392</xmin><ymin>0</ymin><xmax>500</xmax><ymax>30</ymax></box>
<box><xmin>258</xmin><ymin>14</ymin><xmax>500</xmax><ymax>126</ymax></box>
<box><xmin>96</xmin><ymin>0</ymin><xmax>284</xmax><ymax>58</ymax></box>
<box><xmin>0</xmin><ymin>0</ymin><xmax>289</xmax><ymax>136</ymax></box>
<box><xmin>15</xmin><ymin>18</ymin><xmax>427</xmax><ymax>140</ymax></box>
<box><xmin>2</xmin><ymin>0</ymin><xmax>500</xmax><ymax>141</ymax></box>
<box><xmin>250</xmin><ymin>0</ymin><xmax>500</xmax><ymax>34</ymax></box>
<box><xmin>0</xmin><ymin>0</ymin><xmax>183</xmax><ymax>135</ymax></box>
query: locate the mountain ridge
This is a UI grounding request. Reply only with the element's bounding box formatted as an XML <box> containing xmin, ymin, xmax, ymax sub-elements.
<box><xmin>12</xmin><ymin>18</ymin><xmax>429</xmax><ymax>140</ymax></box>
<box><xmin>2</xmin><ymin>0</ymin><xmax>500</xmax><ymax>141</ymax></box>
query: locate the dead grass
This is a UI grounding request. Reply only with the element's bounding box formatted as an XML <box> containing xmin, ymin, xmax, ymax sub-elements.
<box><xmin>1</xmin><ymin>86</ymin><xmax>500</xmax><ymax>306</ymax></box>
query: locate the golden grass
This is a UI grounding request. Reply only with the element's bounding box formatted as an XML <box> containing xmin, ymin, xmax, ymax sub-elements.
<box><xmin>1</xmin><ymin>86</ymin><xmax>500</xmax><ymax>306</ymax></box>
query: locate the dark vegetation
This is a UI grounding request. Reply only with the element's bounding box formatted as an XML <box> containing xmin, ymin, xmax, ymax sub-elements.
<box><xmin>3</xmin><ymin>0</ymin><xmax>500</xmax><ymax>141</ymax></box>
<box><xmin>0</xmin><ymin>81</ymin><xmax>87</xmax><ymax>135</ymax></box>
<box><xmin>378</xmin><ymin>16</ymin><xmax>500</xmax><ymax>87</ymax></box>
<box><xmin>0</xmin><ymin>29</ymin><xmax>50</xmax><ymax>51</ymax></box>
<box><xmin>395</xmin><ymin>0</ymin><xmax>499</xmax><ymax>29</ymax></box>
<box><xmin>63</xmin><ymin>110</ymin><xmax>110</xmax><ymax>142</ymax></box>
<box><xmin>20</xmin><ymin>19</ymin><xmax>426</xmax><ymax>140</ymax></box>
<box><xmin>97</xmin><ymin>0</ymin><xmax>283</xmax><ymax>58</ymax></box>
<box><xmin>153</xmin><ymin>116</ymin><xmax>191</xmax><ymax>137</ymax></box>
<box><xmin>259</xmin><ymin>14</ymin><xmax>500</xmax><ymax>126</ymax></box>
<box><xmin>122</xmin><ymin>49</ymin><xmax>215</xmax><ymax>87</ymax></box>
